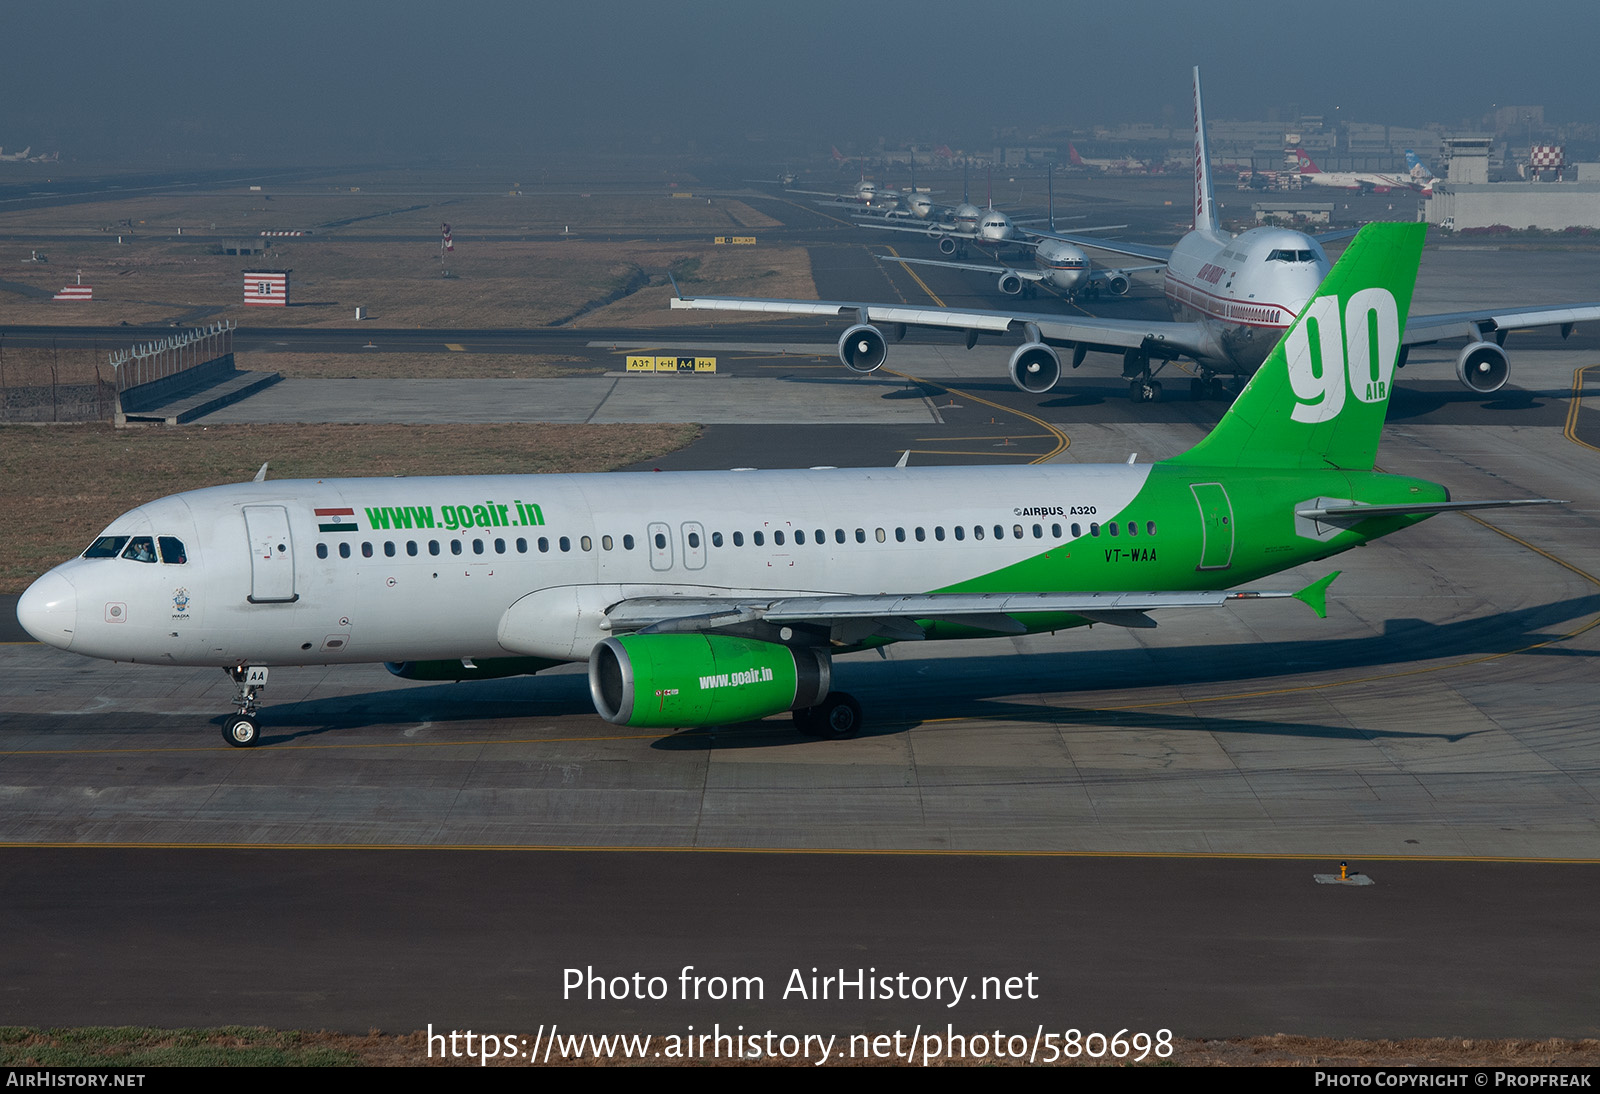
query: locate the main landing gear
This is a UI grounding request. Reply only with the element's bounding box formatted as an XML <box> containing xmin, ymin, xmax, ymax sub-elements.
<box><xmin>223</xmin><ymin>665</ymin><xmax>269</xmax><ymax>747</ymax></box>
<box><xmin>792</xmin><ymin>692</ymin><xmax>863</xmax><ymax>739</ymax></box>
<box><xmin>1188</xmin><ymin>372</ymin><xmax>1230</xmax><ymax>400</ymax></box>
<box><xmin>1122</xmin><ymin>348</ymin><xmax>1163</xmax><ymax>402</ymax></box>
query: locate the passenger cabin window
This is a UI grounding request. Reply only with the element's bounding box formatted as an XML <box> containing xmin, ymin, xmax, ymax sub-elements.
<box><xmin>316</xmin><ymin>543</ymin><xmax>328</xmax><ymax>559</ymax></box>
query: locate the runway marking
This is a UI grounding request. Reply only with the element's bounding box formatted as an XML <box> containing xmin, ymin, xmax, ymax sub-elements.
<box><xmin>444</xmin><ymin>343</ymin><xmax>466</xmax><ymax>352</ymax></box>
<box><xmin>900</xmin><ymin>449</ymin><xmax>1041</xmax><ymax>458</ymax></box>
<box><xmin>0</xmin><ymin>842</ymin><xmax>1595</xmax><ymax>864</ymax></box>
<box><xmin>917</xmin><ymin>433</ymin><xmax>1054</xmax><ymax>441</ymax></box>
<box><xmin>881</xmin><ymin>245</ymin><xmax>946</xmax><ymax>308</ymax></box>
<box><xmin>1564</xmin><ymin>362</ymin><xmax>1600</xmax><ymax>453</ymax></box>
<box><xmin>882</xmin><ymin>368</ymin><xmax>1068</xmax><ymax>463</ymax></box>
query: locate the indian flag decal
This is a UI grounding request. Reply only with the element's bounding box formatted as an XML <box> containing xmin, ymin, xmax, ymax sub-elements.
<box><xmin>315</xmin><ymin>507</ymin><xmax>359</xmax><ymax>533</ymax></box>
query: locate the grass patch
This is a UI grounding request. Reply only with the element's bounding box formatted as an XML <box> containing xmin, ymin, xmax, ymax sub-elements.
<box><xmin>0</xmin><ymin>421</ymin><xmax>699</xmax><ymax>592</ymax></box>
<box><xmin>0</xmin><ymin>1026</ymin><xmax>359</xmax><ymax>1067</ymax></box>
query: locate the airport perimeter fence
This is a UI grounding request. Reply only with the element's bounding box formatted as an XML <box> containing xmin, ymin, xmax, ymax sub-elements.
<box><xmin>0</xmin><ymin>338</ymin><xmax>117</xmax><ymax>423</ymax></box>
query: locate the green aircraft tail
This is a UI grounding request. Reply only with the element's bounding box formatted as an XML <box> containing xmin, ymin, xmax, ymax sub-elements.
<box><xmin>1167</xmin><ymin>221</ymin><xmax>1426</xmax><ymax>471</ymax></box>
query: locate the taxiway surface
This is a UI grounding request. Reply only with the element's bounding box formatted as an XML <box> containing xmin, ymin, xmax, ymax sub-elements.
<box><xmin>4</xmin><ymin>192</ymin><xmax>1599</xmax><ymax>1040</ymax></box>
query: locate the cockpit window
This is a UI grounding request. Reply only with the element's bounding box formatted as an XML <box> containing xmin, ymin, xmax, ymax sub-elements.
<box><xmin>1267</xmin><ymin>249</ymin><xmax>1319</xmax><ymax>263</ymax></box>
<box><xmin>82</xmin><ymin>536</ymin><xmax>129</xmax><ymax>559</ymax></box>
<box><xmin>158</xmin><ymin>536</ymin><xmax>188</xmax><ymax>565</ymax></box>
<box><xmin>121</xmin><ymin>537</ymin><xmax>158</xmax><ymax>563</ymax></box>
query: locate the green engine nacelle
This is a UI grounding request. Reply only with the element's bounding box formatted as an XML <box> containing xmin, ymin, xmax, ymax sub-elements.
<box><xmin>588</xmin><ymin>633</ymin><xmax>831</xmax><ymax>728</ymax></box>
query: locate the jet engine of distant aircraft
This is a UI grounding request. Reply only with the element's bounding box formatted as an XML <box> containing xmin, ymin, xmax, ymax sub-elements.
<box><xmin>998</xmin><ymin>272</ymin><xmax>1025</xmax><ymax>296</ymax></box>
<box><xmin>1456</xmin><ymin>341</ymin><xmax>1510</xmax><ymax>393</ymax></box>
<box><xmin>1008</xmin><ymin>343</ymin><xmax>1062</xmax><ymax>393</ymax></box>
<box><xmin>838</xmin><ymin>324</ymin><xmax>888</xmax><ymax>373</ymax></box>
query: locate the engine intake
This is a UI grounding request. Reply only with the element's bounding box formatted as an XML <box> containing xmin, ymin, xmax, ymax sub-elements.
<box><xmin>1456</xmin><ymin>341</ymin><xmax>1509</xmax><ymax>393</ymax></box>
<box><xmin>1103</xmin><ymin>270</ymin><xmax>1131</xmax><ymax>296</ymax></box>
<box><xmin>997</xmin><ymin>272</ymin><xmax>1025</xmax><ymax>296</ymax></box>
<box><xmin>1008</xmin><ymin>342</ymin><xmax>1061</xmax><ymax>394</ymax></box>
<box><xmin>589</xmin><ymin>634</ymin><xmax>831</xmax><ymax>729</ymax></box>
<box><xmin>937</xmin><ymin>236</ymin><xmax>959</xmax><ymax>255</ymax></box>
<box><xmin>838</xmin><ymin>324</ymin><xmax>888</xmax><ymax>373</ymax></box>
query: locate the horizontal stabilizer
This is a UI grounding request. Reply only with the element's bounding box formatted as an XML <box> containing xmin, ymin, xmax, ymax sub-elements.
<box><xmin>1295</xmin><ymin>498</ymin><xmax>1566</xmax><ymax>524</ymax></box>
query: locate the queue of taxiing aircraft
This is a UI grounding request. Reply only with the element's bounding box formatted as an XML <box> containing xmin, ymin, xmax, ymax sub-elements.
<box><xmin>727</xmin><ymin>68</ymin><xmax>1600</xmax><ymax>403</ymax></box>
<box><xmin>13</xmin><ymin>68</ymin><xmax>1585</xmax><ymax>748</ymax></box>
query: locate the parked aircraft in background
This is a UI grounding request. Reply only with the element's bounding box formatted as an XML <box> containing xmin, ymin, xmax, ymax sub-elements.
<box><xmin>676</xmin><ymin>68</ymin><xmax>1600</xmax><ymax>403</ymax></box>
<box><xmin>1288</xmin><ymin>149</ymin><xmax>1420</xmax><ymax>194</ymax></box>
<box><xmin>1406</xmin><ymin>150</ymin><xmax>1440</xmax><ymax>195</ymax></box>
<box><xmin>1068</xmin><ymin>144</ymin><xmax>1150</xmax><ymax>173</ymax></box>
<box><xmin>19</xmin><ymin>223</ymin><xmax>1558</xmax><ymax>749</ymax></box>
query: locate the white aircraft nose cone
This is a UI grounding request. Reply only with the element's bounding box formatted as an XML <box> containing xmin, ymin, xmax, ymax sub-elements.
<box><xmin>17</xmin><ymin>570</ymin><xmax>76</xmax><ymax>650</ymax></box>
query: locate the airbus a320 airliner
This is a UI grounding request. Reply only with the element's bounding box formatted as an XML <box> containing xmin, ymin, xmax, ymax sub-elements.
<box><xmin>16</xmin><ymin>224</ymin><xmax>1557</xmax><ymax>747</ymax></box>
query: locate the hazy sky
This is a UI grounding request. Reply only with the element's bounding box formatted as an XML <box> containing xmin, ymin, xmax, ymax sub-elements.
<box><xmin>5</xmin><ymin>1</ymin><xmax>1595</xmax><ymax>160</ymax></box>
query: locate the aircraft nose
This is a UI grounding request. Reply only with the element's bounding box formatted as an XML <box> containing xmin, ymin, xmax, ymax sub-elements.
<box><xmin>17</xmin><ymin>570</ymin><xmax>77</xmax><ymax>650</ymax></box>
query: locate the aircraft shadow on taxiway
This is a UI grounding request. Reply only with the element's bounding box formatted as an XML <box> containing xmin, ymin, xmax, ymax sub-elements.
<box><xmin>194</xmin><ymin>592</ymin><xmax>1598</xmax><ymax>749</ymax></box>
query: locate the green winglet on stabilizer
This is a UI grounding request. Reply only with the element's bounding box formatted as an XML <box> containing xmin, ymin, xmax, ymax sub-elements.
<box><xmin>1293</xmin><ymin>572</ymin><xmax>1341</xmax><ymax>619</ymax></box>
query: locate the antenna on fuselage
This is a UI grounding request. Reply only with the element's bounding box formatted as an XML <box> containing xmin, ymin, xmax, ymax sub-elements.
<box><xmin>252</xmin><ymin>462</ymin><xmax>269</xmax><ymax>483</ymax></box>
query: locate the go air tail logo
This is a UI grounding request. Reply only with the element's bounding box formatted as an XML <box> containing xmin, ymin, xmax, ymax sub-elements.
<box><xmin>1285</xmin><ymin>287</ymin><xmax>1400</xmax><ymax>424</ymax></box>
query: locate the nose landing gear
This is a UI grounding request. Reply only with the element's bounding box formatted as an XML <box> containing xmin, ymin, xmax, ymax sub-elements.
<box><xmin>223</xmin><ymin>665</ymin><xmax>268</xmax><ymax>747</ymax></box>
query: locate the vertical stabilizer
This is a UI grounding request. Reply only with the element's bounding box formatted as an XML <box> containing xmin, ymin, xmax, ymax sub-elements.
<box><xmin>1191</xmin><ymin>67</ymin><xmax>1218</xmax><ymax>234</ymax></box>
<box><xmin>1165</xmin><ymin>223</ymin><xmax>1426</xmax><ymax>471</ymax></box>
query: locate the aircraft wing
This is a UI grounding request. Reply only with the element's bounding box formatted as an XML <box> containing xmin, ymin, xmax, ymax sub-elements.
<box><xmin>669</xmin><ymin>294</ymin><xmax>1212</xmax><ymax>358</ymax></box>
<box><xmin>1091</xmin><ymin>264</ymin><xmax>1167</xmax><ymax>280</ymax></box>
<box><xmin>877</xmin><ymin>254</ymin><xmax>1046</xmax><ymax>281</ymax></box>
<box><xmin>603</xmin><ymin>586</ymin><xmax>1320</xmax><ymax>642</ymax></box>
<box><xmin>1025</xmin><ymin>230</ymin><xmax>1173</xmax><ymax>263</ymax></box>
<box><xmin>1402</xmin><ymin>304</ymin><xmax>1600</xmax><ymax>346</ymax></box>
<box><xmin>856</xmin><ymin>219</ymin><xmax>978</xmax><ymax>240</ymax></box>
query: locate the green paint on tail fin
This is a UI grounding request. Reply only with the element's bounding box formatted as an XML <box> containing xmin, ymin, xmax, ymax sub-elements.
<box><xmin>1292</xmin><ymin>571</ymin><xmax>1341</xmax><ymax>619</ymax></box>
<box><xmin>1167</xmin><ymin>222</ymin><xmax>1426</xmax><ymax>471</ymax></box>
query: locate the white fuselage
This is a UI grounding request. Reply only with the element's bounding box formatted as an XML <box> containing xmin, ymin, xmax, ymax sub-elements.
<box><xmin>1033</xmin><ymin>238</ymin><xmax>1092</xmax><ymax>294</ymax></box>
<box><xmin>1162</xmin><ymin>226</ymin><xmax>1329</xmax><ymax>373</ymax></box>
<box><xmin>20</xmin><ymin>465</ymin><xmax>1155</xmax><ymax>669</ymax></box>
